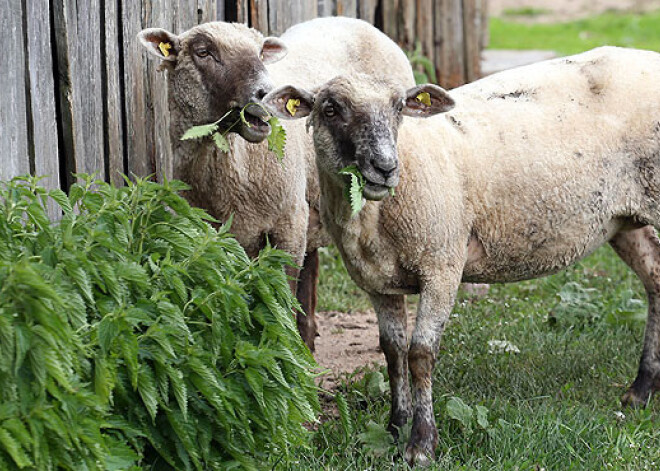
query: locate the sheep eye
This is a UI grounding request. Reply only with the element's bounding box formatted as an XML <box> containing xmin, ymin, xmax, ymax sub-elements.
<box><xmin>324</xmin><ymin>104</ymin><xmax>336</xmax><ymax>117</ymax></box>
<box><xmin>196</xmin><ymin>49</ymin><xmax>209</xmax><ymax>58</ymax></box>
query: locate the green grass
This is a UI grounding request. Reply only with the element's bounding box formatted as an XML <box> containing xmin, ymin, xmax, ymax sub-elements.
<box><xmin>502</xmin><ymin>7</ymin><xmax>552</xmax><ymax>18</ymax></box>
<box><xmin>277</xmin><ymin>11</ymin><xmax>660</xmax><ymax>470</ymax></box>
<box><xmin>490</xmin><ymin>10</ymin><xmax>660</xmax><ymax>54</ymax></box>
<box><xmin>284</xmin><ymin>245</ymin><xmax>660</xmax><ymax>469</ymax></box>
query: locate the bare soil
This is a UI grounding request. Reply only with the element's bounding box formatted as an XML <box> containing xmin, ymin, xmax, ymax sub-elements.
<box><xmin>313</xmin><ymin>0</ymin><xmax>660</xmax><ymax>385</ymax></box>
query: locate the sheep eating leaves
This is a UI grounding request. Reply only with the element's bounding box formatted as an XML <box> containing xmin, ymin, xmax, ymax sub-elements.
<box><xmin>265</xmin><ymin>46</ymin><xmax>660</xmax><ymax>465</ymax></box>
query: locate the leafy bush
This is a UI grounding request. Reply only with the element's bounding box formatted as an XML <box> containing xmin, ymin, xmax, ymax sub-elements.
<box><xmin>0</xmin><ymin>175</ymin><xmax>318</xmax><ymax>470</ymax></box>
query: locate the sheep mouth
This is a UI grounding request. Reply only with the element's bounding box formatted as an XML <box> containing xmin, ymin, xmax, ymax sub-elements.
<box><xmin>363</xmin><ymin>181</ymin><xmax>392</xmax><ymax>201</ymax></box>
<box><xmin>237</xmin><ymin>105</ymin><xmax>271</xmax><ymax>143</ymax></box>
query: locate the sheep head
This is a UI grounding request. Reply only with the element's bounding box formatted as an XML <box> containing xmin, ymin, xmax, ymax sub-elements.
<box><xmin>138</xmin><ymin>22</ymin><xmax>287</xmax><ymax>143</ymax></box>
<box><xmin>264</xmin><ymin>75</ymin><xmax>454</xmax><ymax>200</ymax></box>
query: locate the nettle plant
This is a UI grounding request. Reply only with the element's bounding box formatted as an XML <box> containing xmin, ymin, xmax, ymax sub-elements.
<box><xmin>0</xmin><ymin>175</ymin><xmax>318</xmax><ymax>470</ymax></box>
<box><xmin>182</xmin><ymin>104</ymin><xmax>287</xmax><ymax>160</ymax></box>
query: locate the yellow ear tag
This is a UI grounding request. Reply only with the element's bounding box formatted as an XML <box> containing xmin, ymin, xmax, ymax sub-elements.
<box><xmin>286</xmin><ymin>98</ymin><xmax>301</xmax><ymax>117</ymax></box>
<box><xmin>158</xmin><ymin>41</ymin><xmax>172</xmax><ymax>57</ymax></box>
<box><xmin>416</xmin><ymin>92</ymin><xmax>432</xmax><ymax>106</ymax></box>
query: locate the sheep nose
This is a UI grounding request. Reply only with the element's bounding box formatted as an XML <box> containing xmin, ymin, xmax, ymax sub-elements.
<box><xmin>255</xmin><ymin>86</ymin><xmax>269</xmax><ymax>101</ymax></box>
<box><xmin>373</xmin><ymin>158</ymin><xmax>397</xmax><ymax>179</ymax></box>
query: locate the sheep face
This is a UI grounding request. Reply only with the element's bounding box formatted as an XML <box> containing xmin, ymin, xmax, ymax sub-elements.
<box><xmin>264</xmin><ymin>75</ymin><xmax>455</xmax><ymax>200</ymax></box>
<box><xmin>138</xmin><ymin>23</ymin><xmax>287</xmax><ymax>143</ymax></box>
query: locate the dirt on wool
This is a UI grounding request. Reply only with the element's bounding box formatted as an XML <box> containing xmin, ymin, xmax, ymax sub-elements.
<box><xmin>312</xmin><ymin>0</ymin><xmax>660</xmax><ymax>386</ymax></box>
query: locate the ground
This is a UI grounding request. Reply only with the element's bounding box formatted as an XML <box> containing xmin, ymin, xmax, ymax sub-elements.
<box><xmin>490</xmin><ymin>0</ymin><xmax>660</xmax><ymax>22</ymax></box>
<box><xmin>313</xmin><ymin>0</ymin><xmax>660</xmax><ymax>387</ymax></box>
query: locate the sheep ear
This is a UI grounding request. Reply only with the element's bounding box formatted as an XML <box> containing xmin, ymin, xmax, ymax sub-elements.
<box><xmin>263</xmin><ymin>85</ymin><xmax>314</xmax><ymax>120</ymax></box>
<box><xmin>402</xmin><ymin>84</ymin><xmax>455</xmax><ymax>117</ymax></box>
<box><xmin>138</xmin><ymin>28</ymin><xmax>180</xmax><ymax>62</ymax></box>
<box><xmin>261</xmin><ymin>37</ymin><xmax>287</xmax><ymax>64</ymax></box>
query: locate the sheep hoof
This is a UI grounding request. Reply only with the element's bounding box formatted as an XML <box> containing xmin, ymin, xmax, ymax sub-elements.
<box><xmin>404</xmin><ymin>444</ymin><xmax>434</xmax><ymax>467</ymax></box>
<box><xmin>621</xmin><ymin>388</ymin><xmax>650</xmax><ymax>409</ymax></box>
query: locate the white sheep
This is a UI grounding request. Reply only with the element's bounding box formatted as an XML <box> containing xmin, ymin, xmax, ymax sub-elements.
<box><xmin>264</xmin><ymin>46</ymin><xmax>660</xmax><ymax>464</ymax></box>
<box><xmin>138</xmin><ymin>18</ymin><xmax>415</xmax><ymax>351</ymax></box>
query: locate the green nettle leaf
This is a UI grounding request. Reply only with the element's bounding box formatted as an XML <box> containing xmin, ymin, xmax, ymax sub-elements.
<box><xmin>339</xmin><ymin>165</ymin><xmax>366</xmax><ymax>216</ymax></box>
<box><xmin>0</xmin><ymin>176</ymin><xmax>318</xmax><ymax>470</ymax></box>
<box><xmin>212</xmin><ymin>132</ymin><xmax>231</xmax><ymax>152</ymax></box>
<box><xmin>335</xmin><ymin>392</ymin><xmax>353</xmax><ymax>444</ymax></box>
<box><xmin>180</xmin><ymin>122</ymin><xmax>219</xmax><ymax>141</ymax></box>
<box><xmin>267</xmin><ymin>117</ymin><xmax>286</xmax><ymax>161</ymax></box>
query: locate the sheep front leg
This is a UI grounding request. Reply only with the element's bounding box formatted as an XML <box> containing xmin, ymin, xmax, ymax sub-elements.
<box><xmin>370</xmin><ymin>293</ymin><xmax>412</xmax><ymax>437</ymax></box>
<box><xmin>610</xmin><ymin>225</ymin><xmax>660</xmax><ymax>407</ymax></box>
<box><xmin>405</xmin><ymin>272</ymin><xmax>462</xmax><ymax>467</ymax></box>
<box><xmin>296</xmin><ymin>250</ymin><xmax>319</xmax><ymax>351</ymax></box>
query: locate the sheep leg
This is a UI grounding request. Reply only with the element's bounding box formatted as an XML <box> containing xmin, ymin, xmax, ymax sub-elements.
<box><xmin>270</xmin><ymin>213</ymin><xmax>316</xmax><ymax>351</ymax></box>
<box><xmin>610</xmin><ymin>225</ymin><xmax>660</xmax><ymax>407</ymax></box>
<box><xmin>370</xmin><ymin>293</ymin><xmax>412</xmax><ymax>437</ymax></box>
<box><xmin>296</xmin><ymin>250</ymin><xmax>319</xmax><ymax>352</ymax></box>
<box><xmin>405</xmin><ymin>272</ymin><xmax>462</xmax><ymax>466</ymax></box>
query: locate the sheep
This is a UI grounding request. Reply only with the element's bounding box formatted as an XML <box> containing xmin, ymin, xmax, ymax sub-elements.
<box><xmin>138</xmin><ymin>18</ymin><xmax>415</xmax><ymax>351</ymax></box>
<box><xmin>264</xmin><ymin>46</ymin><xmax>660</xmax><ymax>465</ymax></box>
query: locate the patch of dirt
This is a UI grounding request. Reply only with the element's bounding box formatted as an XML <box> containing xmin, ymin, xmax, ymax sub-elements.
<box><xmin>490</xmin><ymin>0</ymin><xmax>660</xmax><ymax>22</ymax></box>
<box><xmin>314</xmin><ymin>286</ymin><xmax>490</xmax><ymax>389</ymax></box>
<box><xmin>314</xmin><ymin>309</ymin><xmax>399</xmax><ymax>390</ymax></box>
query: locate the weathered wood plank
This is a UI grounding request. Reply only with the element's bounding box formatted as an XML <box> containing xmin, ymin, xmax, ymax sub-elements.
<box><xmin>462</xmin><ymin>0</ymin><xmax>482</xmax><ymax>82</ymax></box>
<box><xmin>0</xmin><ymin>0</ymin><xmax>30</xmax><ymax>181</ymax></box>
<box><xmin>250</xmin><ymin>0</ymin><xmax>269</xmax><ymax>33</ymax></box>
<box><xmin>400</xmin><ymin>0</ymin><xmax>416</xmax><ymax>49</ymax></box>
<box><xmin>104</xmin><ymin>0</ymin><xmax>125</xmax><ymax>185</ymax></box>
<box><xmin>269</xmin><ymin>0</ymin><xmax>317</xmax><ymax>35</ymax></box>
<box><xmin>198</xmin><ymin>0</ymin><xmax>217</xmax><ymax>23</ymax></box>
<box><xmin>317</xmin><ymin>0</ymin><xmax>334</xmax><ymax>17</ymax></box>
<box><xmin>358</xmin><ymin>0</ymin><xmax>377</xmax><ymax>23</ymax></box>
<box><xmin>236</xmin><ymin>0</ymin><xmax>249</xmax><ymax>24</ymax></box>
<box><xmin>151</xmin><ymin>0</ymin><xmax>174</xmax><ymax>182</ymax></box>
<box><xmin>123</xmin><ymin>1</ymin><xmax>151</xmax><ymax>178</ymax></box>
<box><xmin>336</xmin><ymin>0</ymin><xmax>356</xmax><ymax>18</ymax></box>
<box><xmin>26</xmin><ymin>0</ymin><xmax>59</xmax><ymax>190</ymax></box>
<box><xmin>382</xmin><ymin>0</ymin><xmax>399</xmax><ymax>43</ymax></box>
<box><xmin>53</xmin><ymin>0</ymin><xmax>106</xmax><ymax>182</ymax></box>
<box><xmin>415</xmin><ymin>0</ymin><xmax>434</xmax><ymax>75</ymax></box>
<box><xmin>435</xmin><ymin>0</ymin><xmax>466</xmax><ymax>89</ymax></box>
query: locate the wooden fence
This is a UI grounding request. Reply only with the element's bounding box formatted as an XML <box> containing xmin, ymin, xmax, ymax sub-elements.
<box><xmin>1</xmin><ymin>0</ymin><xmax>486</xmax><ymax>198</ymax></box>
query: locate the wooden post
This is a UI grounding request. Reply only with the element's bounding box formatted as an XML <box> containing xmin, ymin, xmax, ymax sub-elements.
<box><xmin>0</xmin><ymin>0</ymin><xmax>30</xmax><ymax>181</ymax></box>
<box><xmin>104</xmin><ymin>0</ymin><xmax>126</xmax><ymax>185</ymax></box>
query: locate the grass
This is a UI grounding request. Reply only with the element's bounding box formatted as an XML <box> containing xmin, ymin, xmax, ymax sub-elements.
<box><xmin>502</xmin><ymin>7</ymin><xmax>552</xmax><ymax>18</ymax></box>
<box><xmin>490</xmin><ymin>10</ymin><xmax>660</xmax><ymax>54</ymax></box>
<box><xmin>274</xmin><ymin>11</ymin><xmax>660</xmax><ymax>470</ymax></box>
<box><xmin>282</xmin><ymin>246</ymin><xmax>660</xmax><ymax>470</ymax></box>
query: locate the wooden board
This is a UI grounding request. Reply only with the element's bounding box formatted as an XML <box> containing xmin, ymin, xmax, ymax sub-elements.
<box><xmin>104</xmin><ymin>0</ymin><xmax>126</xmax><ymax>185</ymax></box>
<box><xmin>336</xmin><ymin>0</ymin><xmax>357</xmax><ymax>18</ymax></box>
<box><xmin>26</xmin><ymin>0</ymin><xmax>59</xmax><ymax>189</ymax></box>
<box><xmin>0</xmin><ymin>0</ymin><xmax>30</xmax><ymax>181</ymax></box>
<box><xmin>123</xmin><ymin>1</ymin><xmax>151</xmax><ymax>178</ymax></box>
<box><xmin>150</xmin><ymin>0</ymin><xmax>174</xmax><ymax>182</ymax></box>
<box><xmin>358</xmin><ymin>0</ymin><xmax>378</xmax><ymax>23</ymax></box>
<box><xmin>57</xmin><ymin>0</ymin><xmax>106</xmax><ymax>181</ymax></box>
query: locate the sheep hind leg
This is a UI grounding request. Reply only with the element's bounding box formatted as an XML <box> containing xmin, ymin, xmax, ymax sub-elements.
<box><xmin>610</xmin><ymin>225</ymin><xmax>660</xmax><ymax>407</ymax></box>
<box><xmin>296</xmin><ymin>250</ymin><xmax>319</xmax><ymax>352</ymax></box>
<box><xmin>369</xmin><ymin>293</ymin><xmax>412</xmax><ymax>439</ymax></box>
